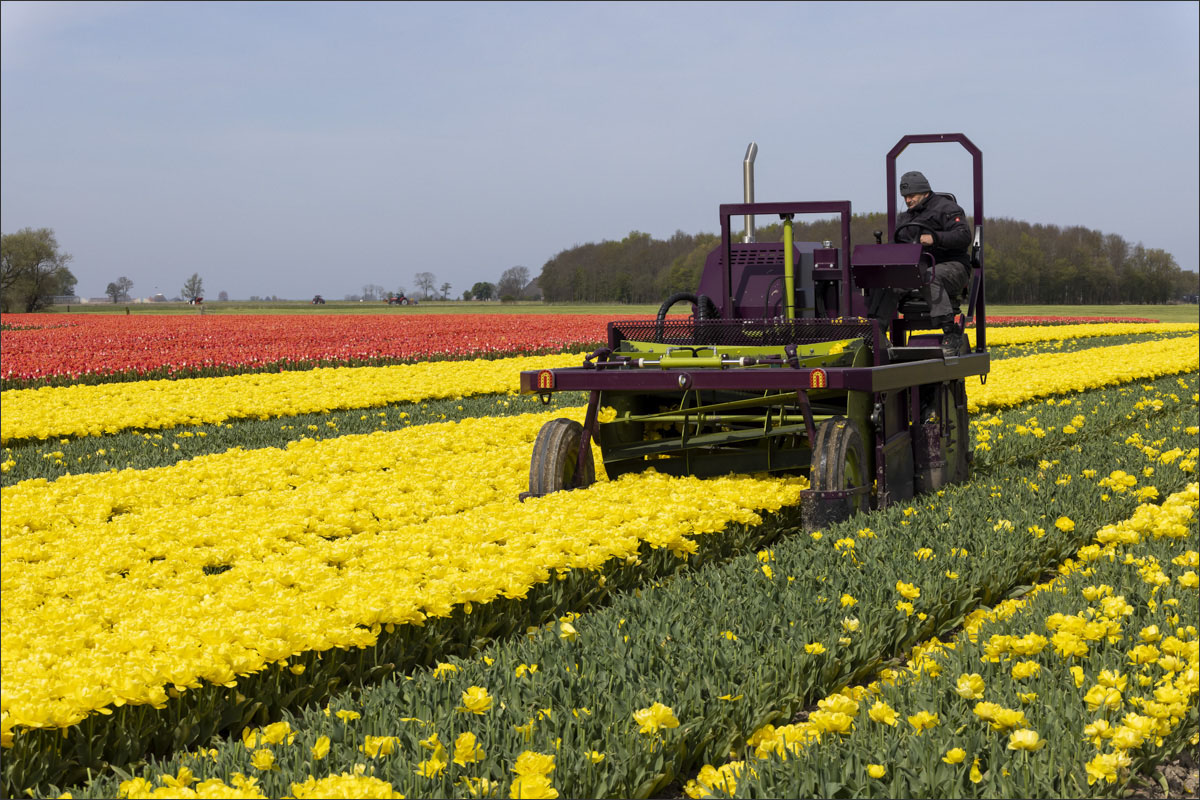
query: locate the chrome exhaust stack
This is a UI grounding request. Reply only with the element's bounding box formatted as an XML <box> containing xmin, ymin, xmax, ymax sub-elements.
<box><xmin>742</xmin><ymin>142</ymin><xmax>758</xmax><ymax>243</ymax></box>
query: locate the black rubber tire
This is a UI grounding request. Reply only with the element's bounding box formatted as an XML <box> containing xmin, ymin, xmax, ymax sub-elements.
<box><xmin>947</xmin><ymin>379</ymin><xmax>970</xmax><ymax>484</ymax></box>
<box><xmin>914</xmin><ymin>380</ymin><xmax>971</xmax><ymax>493</ymax></box>
<box><xmin>528</xmin><ymin>418</ymin><xmax>595</xmax><ymax>497</ymax></box>
<box><xmin>809</xmin><ymin>416</ymin><xmax>870</xmax><ymax>517</ymax></box>
<box><xmin>400</xmin><ymin>298</ymin><xmax>409</xmax><ymax>306</ymax></box>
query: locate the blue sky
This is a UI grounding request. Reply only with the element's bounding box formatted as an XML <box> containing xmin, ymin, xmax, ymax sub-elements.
<box><xmin>2</xmin><ymin>1</ymin><xmax>1197</xmax><ymax>301</ymax></box>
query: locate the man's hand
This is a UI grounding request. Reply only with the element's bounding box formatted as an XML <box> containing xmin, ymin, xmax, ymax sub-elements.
<box><xmin>919</xmin><ymin>233</ymin><xmax>935</xmax><ymax>246</ymax></box>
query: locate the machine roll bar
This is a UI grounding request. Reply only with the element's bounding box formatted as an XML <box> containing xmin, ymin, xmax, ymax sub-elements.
<box><xmin>885</xmin><ymin>133</ymin><xmax>986</xmax><ymax>350</ymax></box>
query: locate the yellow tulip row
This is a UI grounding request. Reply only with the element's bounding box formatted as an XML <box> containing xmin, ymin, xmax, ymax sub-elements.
<box><xmin>982</xmin><ymin>322</ymin><xmax>1197</xmax><ymax>346</ymax></box>
<box><xmin>3</xmin><ymin>326</ymin><xmax>1196</xmax><ymax>445</ymax></box>
<box><xmin>0</xmin><ymin>408</ymin><xmax>807</xmax><ymax>742</ymax></box>
<box><xmin>968</xmin><ymin>335</ymin><xmax>1199</xmax><ymax>413</ymax></box>
<box><xmin>0</xmin><ymin>352</ymin><xmax>582</xmax><ymax>443</ymax></box>
<box><xmin>686</xmin><ymin>484</ymin><xmax>1200</xmax><ymax>798</ymax></box>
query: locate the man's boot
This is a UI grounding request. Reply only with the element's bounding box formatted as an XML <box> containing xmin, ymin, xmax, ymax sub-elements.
<box><xmin>939</xmin><ymin>319</ymin><xmax>964</xmax><ymax>359</ymax></box>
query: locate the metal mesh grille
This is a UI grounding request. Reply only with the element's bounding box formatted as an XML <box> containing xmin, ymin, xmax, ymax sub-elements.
<box><xmin>611</xmin><ymin>318</ymin><xmax>876</xmax><ymax>347</ymax></box>
<box><xmin>730</xmin><ymin>246</ymin><xmax>787</xmax><ymax>266</ymax></box>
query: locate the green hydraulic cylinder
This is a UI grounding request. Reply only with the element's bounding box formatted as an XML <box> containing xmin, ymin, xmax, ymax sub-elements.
<box><xmin>783</xmin><ymin>216</ymin><xmax>795</xmax><ymax>320</ymax></box>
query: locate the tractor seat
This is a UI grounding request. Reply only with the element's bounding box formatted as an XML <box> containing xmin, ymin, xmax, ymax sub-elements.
<box><xmin>898</xmin><ymin>295</ymin><xmax>932</xmax><ymax>318</ymax></box>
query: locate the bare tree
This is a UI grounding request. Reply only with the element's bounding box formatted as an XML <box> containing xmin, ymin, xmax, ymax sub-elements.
<box><xmin>182</xmin><ymin>273</ymin><xmax>204</xmax><ymax>303</ymax></box>
<box><xmin>439</xmin><ymin>281</ymin><xmax>452</xmax><ymax>300</ymax></box>
<box><xmin>414</xmin><ymin>271</ymin><xmax>436</xmax><ymax>299</ymax></box>
<box><xmin>361</xmin><ymin>284</ymin><xmax>385</xmax><ymax>301</ymax></box>
<box><xmin>106</xmin><ymin>276</ymin><xmax>134</xmax><ymax>303</ymax></box>
<box><xmin>497</xmin><ymin>265</ymin><xmax>530</xmax><ymax>298</ymax></box>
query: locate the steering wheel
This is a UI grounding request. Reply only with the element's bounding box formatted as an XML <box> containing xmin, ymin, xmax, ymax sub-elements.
<box><xmin>893</xmin><ymin>221</ymin><xmax>937</xmax><ymax>245</ymax></box>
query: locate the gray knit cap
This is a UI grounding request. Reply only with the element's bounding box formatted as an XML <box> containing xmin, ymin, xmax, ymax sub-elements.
<box><xmin>899</xmin><ymin>171</ymin><xmax>932</xmax><ymax>196</ymax></box>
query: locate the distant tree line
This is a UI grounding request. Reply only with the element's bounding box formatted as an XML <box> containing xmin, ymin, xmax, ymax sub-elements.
<box><xmin>536</xmin><ymin>214</ymin><xmax>1197</xmax><ymax>305</ymax></box>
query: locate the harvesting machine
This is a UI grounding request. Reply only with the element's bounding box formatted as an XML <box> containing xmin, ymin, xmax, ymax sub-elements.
<box><xmin>519</xmin><ymin>134</ymin><xmax>990</xmax><ymax>530</ymax></box>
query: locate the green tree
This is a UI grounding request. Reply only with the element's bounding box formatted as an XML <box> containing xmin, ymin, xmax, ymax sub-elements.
<box><xmin>181</xmin><ymin>273</ymin><xmax>204</xmax><ymax>303</ymax></box>
<box><xmin>1</xmin><ymin>227</ymin><xmax>76</xmax><ymax>312</ymax></box>
<box><xmin>657</xmin><ymin>234</ymin><xmax>719</xmax><ymax>295</ymax></box>
<box><xmin>532</xmin><ymin>215</ymin><xmax>1187</xmax><ymax>306</ymax></box>
<box><xmin>470</xmin><ymin>281</ymin><xmax>495</xmax><ymax>301</ymax></box>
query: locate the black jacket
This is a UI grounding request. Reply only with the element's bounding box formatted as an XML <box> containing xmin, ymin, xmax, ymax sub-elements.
<box><xmin>895</xmin><ymin>193</ymin><xmax>971</xmax><ymax>266</ymax></box>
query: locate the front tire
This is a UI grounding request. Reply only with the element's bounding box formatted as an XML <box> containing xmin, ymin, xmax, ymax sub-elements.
<box><xmin>526</xmin><ymin>418</ymin><xmax>595</xmax><ymax>498</ymax></box>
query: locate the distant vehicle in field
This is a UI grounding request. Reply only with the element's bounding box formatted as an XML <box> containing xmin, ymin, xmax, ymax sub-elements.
<box><xmin>188</xmin><ymin>297</ymin><xmax>204</xmax><ymax>305</ymax></box>
<box><xmin>386</xmin><ymin>293</ymin><xmax>416</xmax><ymax>306</ymax></box>
<box><xmin>312</xmin><ymin>295</ymin><xmax>326</xmax><ymax>304</ymax></box>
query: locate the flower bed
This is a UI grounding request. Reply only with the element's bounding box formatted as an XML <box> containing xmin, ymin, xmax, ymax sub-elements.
<box><xmin>54</xmin><ymin>376</ymin><xmax>1198</xmax><ymax>800</ymax></box>
<box><xmin>2</xmin><ymin>319</ymin><xmax>1198</xmax><ymax>798</ymax></box>
<box><xmin>0</xmin><ymin>314</ymin><xmax>616</xmax><ymax>387</ymax></box>
<box><xmin>0</xmin><ymin>314</ymin><xmax>1182</xmax><ymax>389</ymax></box>
<box><xmin>690</xmin><ymin>485</ymin><xmax>1198</xmax><ymax>798</ymax></box>
<box><xmin>0</xmin><ymin>352</ymin><xmax>579</xmax><ymax>444</ymax></box>
<box><xmin>4</xmin><ymin>334</ymin><xmax>1196</xmax><ymax>445</ymax></box>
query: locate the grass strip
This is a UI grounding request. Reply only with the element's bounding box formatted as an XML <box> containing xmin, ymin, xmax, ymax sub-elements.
<box><xmin>61</xmin><ymin>381</ymin><xmax>1197</xmax><ymax>799</ymax></box>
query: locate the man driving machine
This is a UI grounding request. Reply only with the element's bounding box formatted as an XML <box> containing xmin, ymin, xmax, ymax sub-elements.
<box><xmin>874</xmin><ymin>170</ymin><xmax>970</xmax><ymax>357</ymax></box>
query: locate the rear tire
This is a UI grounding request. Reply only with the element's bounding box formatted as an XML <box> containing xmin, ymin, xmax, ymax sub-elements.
<box><xmin>527</xmin><ymin>418</ymin><xmax>595</xmax><ymax>497</ymax></box>
<box><xmin>809</xmin><ymin>416</ymin><xmax>870</xmax><ymax>522</ymax></box>
<box><xmin>947</xmin><ymin>379</ymin><xmax>970</xmax><ymax>483</ymax></box>
<box><xmin>914</xmin><ymin>380</ymin><xmax>970</xmax><ymax>492</ymax></box>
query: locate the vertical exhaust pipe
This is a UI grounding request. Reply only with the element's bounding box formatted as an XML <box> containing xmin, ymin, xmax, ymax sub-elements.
<box><xmin>742</xmin><ymin>142</ymin><xmax>757</xmax><ymax>243</ymax></box>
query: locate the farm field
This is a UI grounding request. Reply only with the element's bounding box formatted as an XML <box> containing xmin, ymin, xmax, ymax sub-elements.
<box><xmin>1</xmin><ymin>310</ymin><xmax>1198</xmax><ymax>799</ymax></box>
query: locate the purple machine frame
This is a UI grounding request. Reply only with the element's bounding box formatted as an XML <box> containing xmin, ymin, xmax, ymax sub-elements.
<box><xmin>519</xmin><ymin>133</ymin><xmax>990</xmax><ymax>511</ymax></box>
<box><xmin>885</xmin><ymin>132</ymin><xmax>987</xmax><ymax>350</ymax></box>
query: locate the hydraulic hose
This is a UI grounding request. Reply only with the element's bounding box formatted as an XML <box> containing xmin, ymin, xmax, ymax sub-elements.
<box><xmin>655</xmin><ymin>292</ymin><xmax>719</xmax><ymax>343</ymax></box>
<box><xmin>655</xmin><ymin>292</ymin><xmax>697</xmax><ymax>343</ymax></box>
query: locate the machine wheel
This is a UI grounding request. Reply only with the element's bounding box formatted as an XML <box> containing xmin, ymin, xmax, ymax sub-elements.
<box><xmin>809</xmin><ymin>416</ymin><xmax>870</xmax><ymax>520</ymax></box>
<box><xmin>527</xmin><ymin>418</ymin><xmax>595</xmax><ymax>497</ymax></box>
<box><xmin>946</xmin><ymin>379</ymin><xmax>970</xmax><ymax>483</ymax></box>
<box><xmin>400</xmin><ymin>298</ymin><xmax>409</xmax><ymax>306</ymax></box>
<box><xmin>914</xmin><ymin>380</ymin><xmax>970</xmax><ymax>492</ymax></box>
